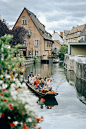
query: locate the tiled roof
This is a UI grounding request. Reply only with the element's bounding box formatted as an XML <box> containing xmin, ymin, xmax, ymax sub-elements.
<box><xmin>69</xmin><ymin>24</ymin><xmax>86</xmax><ymax>34</ymax></box>
<box><xmin>25</xmin><ymin>8</ymin><xmax>53</xmax><ymax>42</ymax></box>
<box><xmin>64</xmin><ymin>30</ymin><xmax>70</xmax><ymax>35</ymax></box>
<box><xmin>66</xmin><ymin>24</ymin><xmax>86</xmax><ymax>39</ymax></box>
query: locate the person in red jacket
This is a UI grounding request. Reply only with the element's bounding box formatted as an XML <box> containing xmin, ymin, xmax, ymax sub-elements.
<box><xmin>34</xmin><ymin>77</ymin><xmax>40</xmax><ymax>88</ymax></box>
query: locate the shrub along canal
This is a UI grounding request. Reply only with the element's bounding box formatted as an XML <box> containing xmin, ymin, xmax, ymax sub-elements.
<box><xmin>25</xmin><ymin>62</ymin><xmax>86</xmax><ymax>129</ymax></box>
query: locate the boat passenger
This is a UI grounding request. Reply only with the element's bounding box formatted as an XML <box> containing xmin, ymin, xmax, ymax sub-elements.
<box><xmin>44</xmin><ymin>82</ymin><xmax>47</xmax><ymax>89</ymax></box>
<box><xmin>34</xmin><ymin>77</ymin><xmax>40</xmax><ymax>88</ymax></box>
<box><xmin>46</xmin><ymin>78</ymin><xmax>52</xmax><ymax>90</ymax></box>
<box><xmin>43</xmin><ymin>76</ymin><xmax>47</xmax><ymax>82</ymax></box>
<box><xmin>37</xmin><ymin>74</ymin><xmax>42</xmax><ymax>80</ymax></box>
<box><xmin>29</xmin><ymin>75</ymin><xmax>34</xmax><ymax>84</ymax></box>
<box><xmin>38</xmin><ymin>79</ymin><xmax>45</xmax><ymax>91</ymax></box>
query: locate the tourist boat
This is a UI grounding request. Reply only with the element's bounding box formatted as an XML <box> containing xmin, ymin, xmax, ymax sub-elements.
<box><xmin>26</xmin><ymin>82</ymin><xmax>58</xmax><ymax>97</ymax></box>
<box><xmin>52</xmin><ymin>59</ymin><xmax>59</xmax><ymax>63</ymax></box>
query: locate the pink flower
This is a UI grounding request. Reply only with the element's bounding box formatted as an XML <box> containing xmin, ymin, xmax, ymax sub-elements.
<box><xmin>8</xmin><ymin>102</ymin><xmax>14</xmax><ymax>110</ymax></box>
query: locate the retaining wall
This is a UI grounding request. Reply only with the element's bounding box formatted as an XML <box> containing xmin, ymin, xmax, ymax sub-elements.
<box><xmin>64</xmin><ymin>54</ymin><xmax>86</xmax><ymax>80</ymax></box>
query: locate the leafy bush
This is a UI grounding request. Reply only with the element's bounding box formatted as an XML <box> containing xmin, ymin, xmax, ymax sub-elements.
<box><xmin>59</xmin><ymin>45</ymin><xmax>68</xmax><ymax>60</ymax></box>
<box><xmin>0</xmin><ymin>35</ymin><xmax>43</xmax><ymax>129</ymax></box>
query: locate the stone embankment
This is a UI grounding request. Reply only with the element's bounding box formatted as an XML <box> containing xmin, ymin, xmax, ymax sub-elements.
<box><xmin>24</xmin><ymin>59</ymin><xmax>34</xmax><ymax>65</ymax></box>
<box><xmin>24</xmin><ymin>59</ymin><xmax>41</xmax><ymax>65</ymax></box>
<box><xmin>64</xmin><ymin>54</ymin><xmax>86</xmax><ymax>81</ymax></box>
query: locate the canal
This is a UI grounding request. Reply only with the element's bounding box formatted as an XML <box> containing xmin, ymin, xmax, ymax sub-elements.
<box><xmin>25</xmin><ymin>62</ymin><xmax>86</xmax><ymax>129</ymax></box>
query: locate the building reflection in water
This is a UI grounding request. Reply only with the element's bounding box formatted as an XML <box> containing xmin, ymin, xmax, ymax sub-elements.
<box><xmin>25</xmin><ymin>63</ymin><xmax>55</xmax><ymax>79</ymax></box>
<box><xmin>64</xmin><ymin>69</ymin><xmax>86</xmax><ymax>105</ymax></box>
<box><xmin>37</xmin><ymin>97</ymin><xmax>58</xmax><ymax>109</ymax></box>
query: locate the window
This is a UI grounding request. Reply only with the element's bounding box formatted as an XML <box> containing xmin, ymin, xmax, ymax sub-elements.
<box><xmin>49</xmin><ymin>43</ymin><xmax>50</xmax><ymax>47</ymax></box>
<box><xmin>47</xmin><ymin>42</ymin><xmax>48</xmax><ymax>47</ymax></box>
<box><xmin>34</xmin><ymin>40</ymin><xmax>39</xmax><ymax>46</ymax></box>
<box><xmin>30</xmin><ymin>30</ymin><xmax>32</xmax><ymax>35</ymax></box>
<box><xmin>22</xmin><ymin>20</ymin><xmax>27</xmax><ymax>25</ymax></box>
<box><xmin>23</xmin><ymin>40</ymin><xmax>27</xmax><ymax>46</ymax></box>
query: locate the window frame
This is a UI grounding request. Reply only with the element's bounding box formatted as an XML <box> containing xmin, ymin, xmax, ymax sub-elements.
<box><xmin>34</xmin><ymin>40</ymin><xmax>39</xmax><ymax>46</ymax></box>
<box><xmin>22</xmin><ymin>20</ymin><xmax>27</xmax><ymax>25</ymax></box>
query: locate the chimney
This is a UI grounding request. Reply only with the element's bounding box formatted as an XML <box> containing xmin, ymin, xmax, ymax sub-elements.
<box><xmin>54</xmin><ymin>30</ymin><xmax>55</xmax><ymax>33</ymax></box>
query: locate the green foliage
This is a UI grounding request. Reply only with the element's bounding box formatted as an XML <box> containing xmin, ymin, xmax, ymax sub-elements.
<box><xmin>34</xmin><ymin>56</ymin><xmax>38</xmax><ymax>64</ymax></box>
<box><xmin>59</xmin><ymin>45</ymin><xmax>68</xmax><ymax>54</ymax></box>
<box><xmin>59</xmin><ymin>45</ymin><xmax>68</xmax><ymax>60</ymax></box>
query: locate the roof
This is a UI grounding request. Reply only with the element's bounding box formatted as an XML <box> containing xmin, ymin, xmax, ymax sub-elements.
<box><xmin>64</xmin><ymin>30</ymin><xmax>70</xmax><ymax>35</ymax></box>
<box><xmin>25</xmin><ymin>8</ymin><xmax>53</xmax><ymax>42</ymax></box>
<box><xmin>70</xmin><ymin>24</ymin><xmax>86</xmax><ymax>34</ymax></box>
<box><xmin>66</xmin><ymin>24</ymin><xmax>86</xmax><ymax>39</ymax></box>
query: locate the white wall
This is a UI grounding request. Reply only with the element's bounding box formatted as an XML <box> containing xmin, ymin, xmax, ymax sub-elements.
<box><xmin>52</xmin><ymin>32</ymin><xmax>64</xmax><ymax>45</ymax></box>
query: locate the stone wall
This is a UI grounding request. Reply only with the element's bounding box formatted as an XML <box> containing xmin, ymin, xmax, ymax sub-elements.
<box><xmin>64</xmin><ymin>54</ymin><xmax>86</xmax><ymax>80</ymax></box>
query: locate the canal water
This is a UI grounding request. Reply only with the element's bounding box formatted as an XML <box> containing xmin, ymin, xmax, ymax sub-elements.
<box><xmin>25</xmin><ymin>62</ymin><xmax>86</xmax><ymax>129</ymax></box>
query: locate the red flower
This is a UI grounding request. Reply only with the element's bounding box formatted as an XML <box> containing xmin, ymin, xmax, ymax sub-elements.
<box><xmin>1</xmin><ymin>113</ymin><xmax>5</xmax><ymax>117</ymax></box>
<box><xmin>8</xmin><ymin>102</ymin><xmax>14</xmax><ymax>110</ymax></box>
<box><xmin>15</xmin><ymin>88</ymin><xmax>18</xmax><ymax>91</ymax></box>
<box><xmin>36</xmin><ymin>118</ymin><xmax>41</xmax><ymax>123</ymax></box>
<box><xmin>23</xmin><ymin>126</ymin><xmax>29</xmax><ymax>129</ymax></box>
<box><xmin>1</xmin><ymin>89</ymin><xmax>6</xmax><ymax>92</ymax></box>
<box><xmin>38</xmin><ymin>127</ymin><xmax>41</xmax><ymax>129</ymax></box>
<box><xmin>0</xmin><ymin>93</ymin><xmax>4</xmax><ymax>97</ymax></box>
<box><xmin>22</xmin><ymin>122</ymin><xmax>26</xmax><ymax>126</ymax></box>
<box><xmin>41</xmin><ymin>116</ymin><xmax>44</xmax><ymax>119</ymax></box>
<box><xmin>41</xmin><ymin>98</ymin><xmax>45</xmax><ymax>102</ymax></box>
<box><xmin>10</xmin><ymin>123</ymin><xmax>15</xmax><ymax>128</ymax></box>
<box><xmin>3</xmin><ymin>99</ymin><xmax>7</xmax><ymax>102</ymax></box>
<box><xmin>33</xmin><ymin>124</ymin><xmax>36</xmax><ymax>127</ymax></box>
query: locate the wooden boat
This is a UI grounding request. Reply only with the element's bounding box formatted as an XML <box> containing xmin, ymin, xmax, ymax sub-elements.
<box><xmin>26</xmin><ymin>82</ymin><xmax>58</xmax><ymax>97</ymax></box>
<box><xmin>52</xmin><ymin>59</ymin><xmax>59</xmax><ymax>63</ymax></box>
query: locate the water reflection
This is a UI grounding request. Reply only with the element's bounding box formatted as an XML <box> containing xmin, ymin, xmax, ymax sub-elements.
<box><xmin>37</xmin><ymin>97</ymin><xmax>58</xmax><ymax>109</ymax></box>
<box><xmin>64</xmin><ymin>69</ymin><xmax>86</xmax><ymax>104</ymax></box>
<box><xmin>25</xmin><ymin>62</ymin><xmax>63</xmax><ymax>80</ymax></box>
<box><xmin>25</xmin><ymin>63</ymin><xmax>54</xmax><ymax>79</ymax></box>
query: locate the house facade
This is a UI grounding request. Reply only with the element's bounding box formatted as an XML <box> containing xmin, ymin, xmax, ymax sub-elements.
<box><xmin>53</xmin><ymin>40</ymin><xmax>61</xmax><ymax>53</ymax></box>
<box><xmin>66</xmin><ymin>24</ymin><xmax>86</xmax><ymax>44</ymax></box>
<box><xmin>13</xmin><ymin>8</ymin><xmax>54</xmax><ymax>57</ymax></box>
<box><xmin>52</xmin><ymin>31</ymin><xmax>64</xmax><ymax>53</ymax></box>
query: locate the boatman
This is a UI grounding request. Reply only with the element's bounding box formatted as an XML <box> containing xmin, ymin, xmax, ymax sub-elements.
<box><xmin>29</xmin><ymin>72</ymin><xmax>34</xmax><ymax>77</ymax></box>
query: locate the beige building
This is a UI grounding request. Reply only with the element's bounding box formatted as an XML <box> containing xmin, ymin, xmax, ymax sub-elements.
<box><xmin>53</xmin><ymin>40</ymin><xmax>61</xmax><ymax>53</ymax></box>
<box><xmin>63</xmin><ymin>30</ymin><xmax>70</xmax><ymax>45</ymax></box>
<box><xmin>66</xmin><ymin>24</ymin><xmax>86</xmax><ymax>44</ymax></box>
<box><xmin>13</xmin><ymin>7</ymin><xmax>54</xmax><ymax>57</ymax></box>
<box><xmin>66</xmin><ymin>24</ymin><xmax>86</xmax><ymax>56</ymax></box>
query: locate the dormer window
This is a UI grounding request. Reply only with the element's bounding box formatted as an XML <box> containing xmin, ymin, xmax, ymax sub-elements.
<box><xmin>22</xmin><ymin>20</ymin><xmax>27</xmax><ymax>25</ymax></box>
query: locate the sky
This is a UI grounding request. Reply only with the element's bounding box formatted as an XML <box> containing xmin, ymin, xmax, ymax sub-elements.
<box><xmin>0</xmin><ymin>0</ymin><xmax>86</xmax><ymax>34</ymax></box>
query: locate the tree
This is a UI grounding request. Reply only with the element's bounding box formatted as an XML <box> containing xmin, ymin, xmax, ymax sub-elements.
<box><xmin>0</xmin><ymin>20</ymin><xmax>9</xmax><ymax>37</ymax></box>
<box><xmin>59</xmin><ymin>45</ymin><xmax>68</xmax><ymax>60</ymax></box>
<box><xmin>10</xmin><ymin>26</ymin><xmax>30</xmax><ymax>46</ymax></box>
